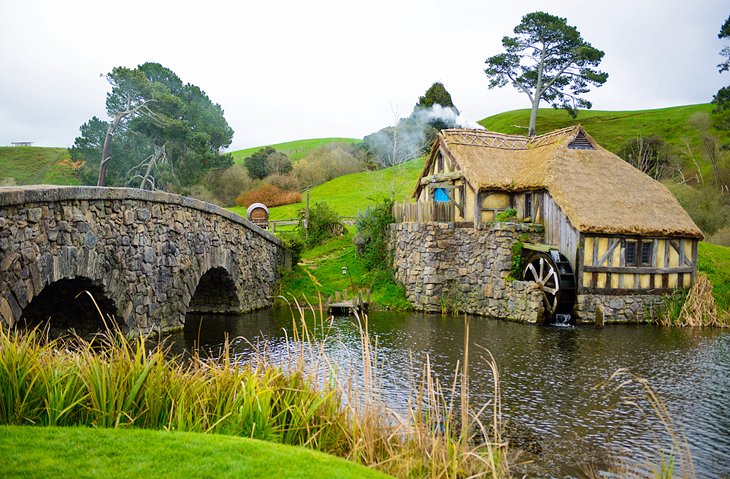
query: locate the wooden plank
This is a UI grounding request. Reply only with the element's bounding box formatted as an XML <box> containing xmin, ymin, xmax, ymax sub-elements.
<box><xmin>522</xmin><ymin>243</ymin><xmax>556</xmax><ymax>253</ymax></box>
<box><xmin>691</xmin><ymin>240</ymin><xmax>698</xmax><ymax>284</ymax></box>
<box><xmin>576</xmin><ymin>235</ymin><xmax>585</xmax><ymax>294</ymax></box>
<box><xmin>596</xmin><ymin>238</ymin><xmax>619</xmax><ymax>266</ymax></box>
<box><xmin>592</xmin><ymin>237</ymin><xmax>599</xmax><ymax>266</ymax></box>
<box><xmin>664</xmin><ymin>239</ymin><xmax>670</xmax><ymax>268</ymax></box>
<box><xmin>473</xmin><ymin>190</ymin><xmax>481</xmax><ymax>227</ymax></box>
<box><xmin>581</xmin><ymin>287</ymin><xmax>681</xmax><ymax>296</ymax></box>
<box><xmin>652</xmin><ymin>239</ymin><xmax>658</xmax><ymax>268</ymax></box>
<box><xmin>679</xmin><ymin>239</ymin><xmax>686</xmax><ymax>267</ymax></box>
<box><xmin>583</xmin><ymin>265</ymin><xmax>694</xmax><ymax>274</ymax></box>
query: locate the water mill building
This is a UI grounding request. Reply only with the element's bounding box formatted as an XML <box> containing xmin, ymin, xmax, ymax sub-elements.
<box><xmin>390</xmin><ymin>126</ymin><xmax>702</xmax><ymax>324</ymax></box>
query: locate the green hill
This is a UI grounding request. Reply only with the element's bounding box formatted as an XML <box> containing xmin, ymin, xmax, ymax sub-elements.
<box><xmin>479</xmin><ymin>103</ymin><xmax>728</xmax><ymax>154</ymax></box>
<box><xmin>230</xmin><ymin>158</ymin><xmax>425</xmax><ymax>220</ymax></box>
<box><xmin>0</xmin><ymin>146</ymin><xmax>80</xmax><ymax>186</ymax></box>
<box><xmin>240</xmin><ymin>104</ymin><xmax>728</xmax><ymax>222</ymax></box>
<box><xmin>230</xmin><ymin>137</ymin><xmax>361</xmax><ymax>164</ymax></box>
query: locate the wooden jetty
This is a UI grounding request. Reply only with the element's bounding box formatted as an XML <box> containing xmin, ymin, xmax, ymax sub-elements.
<box><xmin>327</xmin><ymin>288</ymin><xmax>370</xmax><ymax>315</ymax></box>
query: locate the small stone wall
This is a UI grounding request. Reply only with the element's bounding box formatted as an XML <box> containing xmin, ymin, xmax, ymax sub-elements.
<box><xmin>389</xmin><ymin>222</ymin><xmax>546</xmax><ymax>322</ymax></box>
<box><xmin>575</xmin><ymin>294</ymin><xmax>668</xmax><ymax>324</ymax></box>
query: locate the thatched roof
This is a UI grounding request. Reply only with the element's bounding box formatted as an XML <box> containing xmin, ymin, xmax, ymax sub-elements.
<box><xmin>417</xmin><ymin>126</ymin><xmax>702</xmax><ymax>238</ymax></box>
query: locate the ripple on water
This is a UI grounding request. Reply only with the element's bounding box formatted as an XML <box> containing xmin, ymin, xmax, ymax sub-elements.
<box><xmin>166</xmin><ymin>311</ymin><xmax>730</xmax><ymax>478</ymax></box>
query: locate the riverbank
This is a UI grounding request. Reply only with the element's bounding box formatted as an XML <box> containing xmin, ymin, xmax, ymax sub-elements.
<box><xmin>0</xmin><ymin>322</ymin><xmax>508</xmax><ymax>478</ymax></box>
<box><xmin>276</xmin><ymin>230</ymin><xmax>411</xmax><ymax>311</ymax></box>
<box><xmin>278</xmin><ymin>233</ymin><xmax>730</xmax><ymax>318</ymax></box>
<box><xmin>0</xmin><ymin>426</ymin><xmax>392</xmax><ymax>479</ymax></box>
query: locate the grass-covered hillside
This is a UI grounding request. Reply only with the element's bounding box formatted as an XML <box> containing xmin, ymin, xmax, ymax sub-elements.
<box><xmin>231</xmin><ymin>137</ymin><xmax>361</xmax><ymax>163</ymax></box>
<box><xmin>230</xmin><ymin>158</ymin><xmax>424</xmax><ymax>220</ymax></box>
<box><xmin>479</xmin><ymin>103</ymin><xmax>728</xmax><ymax>154</ymax></box>
<box><xmin>0</xmin><ymin>146</ymin><xmax>80</xmax><ymax>186</ymax></box>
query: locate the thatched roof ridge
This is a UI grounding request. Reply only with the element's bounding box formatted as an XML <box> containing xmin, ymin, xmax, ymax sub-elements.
<box><xmin>419</xmin><ymin>126</ymin><xmax>702</xmax><ymax>238</ymax></box>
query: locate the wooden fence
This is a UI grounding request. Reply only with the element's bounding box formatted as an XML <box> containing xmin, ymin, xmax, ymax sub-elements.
<box><xmin>392</xmin><ymin>201</ymin><xmax>455</xmax><ymax>223</ymax></box>
<box><xmin>265</xmin><ymin>216</ymin><xmax>357</xmax><ymax>232</ymax></box>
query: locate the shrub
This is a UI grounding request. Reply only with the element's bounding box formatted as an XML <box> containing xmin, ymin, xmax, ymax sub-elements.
<box><xmin>205</xmin><ymin>164</ymin><xmax>253</xmax><ymax>206</ymax></box>
<box><xmin>354</xmin><ymin>198</ymin><xmax>394</xmax><ymax>270</ymax></box>
<box><xmin>264</xmin><ymin>151</ymin><xmax>292</xmax><ymax>176</ymax></box>
<box><xmin>494</xmin><ymin>208</ymin><xmax>518</xmax><ymax>222</ymax></box>
<box><xmin>293</xmin><ymin>144</ymin><xmax>366</xmax><ymax>188</ymax></box>
<box><xmin>665</xmin><ymin>182</ymin><xmax>730</xmax><ymax>236</ymax></box>
<box><xmin>236</xmin><ymin>183</ymin><xmax>301</xmax><ymax>208</ymax></box>
<box><xmin>708</xmin><ymin>225</ymin><xmax>730</xmax><ymax>246</ymax></box>
<box><xmin>279</xmin><ymin>233</ymin><xmax>305</xmax><ymax>266</ymax></box>
<box><xmin>266</xmin><ymin>173</ymin><xmax>300</xmax><ymax>192</ymax></box>
<box><xmin>300</xmin><ymin>202</ymin><xmax>344</xmax><ymax>247</ymax></box>
<box><xmin>182</xmin><ymin>184</ymin><xmax>222</xmax><ymax>205</ymax></box>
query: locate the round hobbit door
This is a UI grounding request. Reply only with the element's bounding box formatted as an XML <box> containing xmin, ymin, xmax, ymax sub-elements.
<box><xmin>522</xmin><ymin>251</ymin><xmax>576</xmax><ymax>319</ymax></box>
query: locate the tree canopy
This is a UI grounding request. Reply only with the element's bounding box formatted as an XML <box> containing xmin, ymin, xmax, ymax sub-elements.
<box><xmin>484</xmin><ymin>11</ymin><xmax>607</xmax><ymax>136</ymax></box>
<box><xmin>71</xmin><ymin>62</ymin><xmax>234</xmax><ymax>190</ymax></box>
<box><xmin>243</xmin><ymin>147</ymin><xmax>292</xmax><ymax>180</ymax></box>
<box><xmin>713</xmin><ymin>14</ymin><xmax>730</xmax><ymax>133</ymax></box>
<box><xmin>414</xmin><ymin>82</ymin><xmax>458</xmax><ymax>113</ymax></box>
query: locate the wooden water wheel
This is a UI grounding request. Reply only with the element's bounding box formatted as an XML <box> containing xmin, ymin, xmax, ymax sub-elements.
<box><xmin>522</xmin><ymin>250</ymin><xmax>576</xmax><ymax>318</ymax></box>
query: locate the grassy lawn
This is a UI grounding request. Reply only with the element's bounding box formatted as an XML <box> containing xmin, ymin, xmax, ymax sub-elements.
<box><xmin>0</xmin><ymin>426</ymin><xmax>391</xmax><ymax>479</ymax></box>
<box><xmin>230</xmin><ymin>157</ymin><xmax>424</xmax><ymax>221</ymax></box>
<box><xmin>278</xmin><ymin>230</ymin><xmax>411</xmax><ymax>311</ymax></box>
<box><xmin>0</xmin><ymin>146</ymin><xmax>80</xmax><ymax>185</ymax></box>
<box><xmin>479</xmin><ymin>104</ymin><xmax>729</xmax><ymax>155</ymax></box>
<box><xmin>698</xmin><ymin>242</ymin><xmax>730</xmax><ymax>312</ymax></box>
<box><xmin>230</xmin><ymin>137</ymin><xmax>361</xmax><ymax>163</ymax></box>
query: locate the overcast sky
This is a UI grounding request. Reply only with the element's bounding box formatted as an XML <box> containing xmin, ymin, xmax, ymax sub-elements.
<box><xmin>0</xmin><ymin>0</ymin><xmax>727</xmax><ymax>151</ymax></box>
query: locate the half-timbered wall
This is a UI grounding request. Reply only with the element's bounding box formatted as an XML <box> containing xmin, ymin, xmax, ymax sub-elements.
<box><xmin>417</xmin><ymin>149</ymin><xmax>469</xmax><ymax>222</ymax></box>
<box><xmin>578</xmin><ymin>235</ymin><xmax>698</xmax><ymax>294</ymax></box>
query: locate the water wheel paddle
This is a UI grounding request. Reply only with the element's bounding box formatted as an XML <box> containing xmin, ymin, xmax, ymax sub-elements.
<box><xmin>522</xmin><ymin>251</ymin><xmax>576</xmax><ymax>319</ymax></box>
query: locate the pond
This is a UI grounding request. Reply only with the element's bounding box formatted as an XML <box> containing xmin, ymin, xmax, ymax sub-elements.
<box><xmin>164</xmin><ymin>310</ymin><xmax>730</xmax><ymax>478</ymax></box>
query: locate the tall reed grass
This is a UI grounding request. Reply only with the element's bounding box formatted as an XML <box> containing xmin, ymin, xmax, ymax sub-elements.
<box><xmin>595</xmin><ymin>369</ymin><xmax>696</xmax><ymax>479</ymax></box>
<box><xmin>0</xmin><ymin>302</ymin><xmax>509</xmax><ymax>479</ymax></box>
<box><xmin>657</xmin><ymin>274</ymin><xmax>727</xmax><ymax>327</ymax></box>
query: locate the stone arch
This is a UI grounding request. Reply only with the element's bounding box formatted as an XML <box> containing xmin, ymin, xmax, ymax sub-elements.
<box><xmin>18</xmin><ymin>276</ymin><xmax>118</xmax><ymax>337</ymax></box>
<box><xmin>187</xmin><ymin>266</ymin><xmax>241</xmax><ymax>315</ymax></box>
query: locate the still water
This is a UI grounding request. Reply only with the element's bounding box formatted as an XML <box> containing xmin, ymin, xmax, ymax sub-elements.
<box><xmin>164</xmin><ymin>310</ymin><xmax>730</xmax><ymax>478</ymax></box>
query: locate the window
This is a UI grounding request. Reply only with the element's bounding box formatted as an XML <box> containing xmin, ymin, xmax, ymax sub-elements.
<box><xmin>624</xmin><ymin>239</ymin><xmax>653</xmax><ymax>267</ymax></box>
<box><xmin>625</xmin><ymin>240</ymin><xmax>637</xmax><ymax>266</ymax></box>
<box><xmin>525</xmin><ymin>193</ymin><xmax>533</xmax><ymax>218</ymax></box>
<box><xmin>433</xmin><ymin>188</ymin><xmax>449</xmax><ymax>203</ymax></box>
<box><xmin>640</xmin><ymin>242</ymin><xmax>652</xmax><ymax>266</ymax></box>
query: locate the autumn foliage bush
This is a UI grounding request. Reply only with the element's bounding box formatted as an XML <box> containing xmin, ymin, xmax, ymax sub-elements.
<box><xmin>235</xmin><ymin>183</ymin><xmax>301</xmax><ymax>208</ymax></box>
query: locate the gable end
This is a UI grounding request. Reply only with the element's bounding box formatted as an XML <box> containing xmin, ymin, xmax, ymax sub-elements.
<box><xmin>568</xmin><ymin>132</ymin><xmax>594</xmax><ymax>150</ymax></box>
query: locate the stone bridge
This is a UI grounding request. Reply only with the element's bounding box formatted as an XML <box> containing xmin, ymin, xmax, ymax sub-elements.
<box><xmin>0</xmin><ymin>186</ymin><xmax>287</xmax><ymax>336</ymax></box>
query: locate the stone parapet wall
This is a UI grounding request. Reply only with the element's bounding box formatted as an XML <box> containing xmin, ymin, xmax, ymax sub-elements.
<box><xmin>0</xmin><ymin>186</ymin><xmax>284</xmax><ymax>335</ymax></box>
<box><xmin>575</xmin><ymin>294</ymin><xmax>667</xmax><ymax>324</ymax></box>
<box><xmin>389</xmin><ymin>222</ymin><xmax>545</xmax><ymax>322</ymax></box>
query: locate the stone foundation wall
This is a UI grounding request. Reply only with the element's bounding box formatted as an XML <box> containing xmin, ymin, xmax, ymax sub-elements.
<box><xmin>389</xmin><ymin>222</ymin><xmax>546</xmax><ymax>322</ymax></box>
<box><xmin>575</xmin><ymin>294</ymin><xmax>668</xmax><ymax>324</ymax></box>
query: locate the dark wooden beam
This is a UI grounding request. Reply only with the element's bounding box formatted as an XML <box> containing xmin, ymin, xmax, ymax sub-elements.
<box><xmin>582</xmin><ymin>265</ymin><xmax>694</xmax><ymax>274</ymax></box>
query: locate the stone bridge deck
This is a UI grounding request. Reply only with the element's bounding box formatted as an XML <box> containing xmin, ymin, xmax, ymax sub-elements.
<box><xmin>0</xmin><ymin>186</ymin><xmax>286</xmax><ymax>336</ymax></box>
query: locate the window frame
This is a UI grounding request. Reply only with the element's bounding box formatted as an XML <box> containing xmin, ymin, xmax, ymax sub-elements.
<box><xmin>623</xmin><ymin>238</ymin><xmax>653</xmax><ymax>267</ymax></box>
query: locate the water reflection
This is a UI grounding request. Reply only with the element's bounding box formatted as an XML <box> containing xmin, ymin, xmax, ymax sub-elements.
<box><xmin>162</xmin><ymin>310</ymin><xmax>730</xmax><ymax>478</ymax></box>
